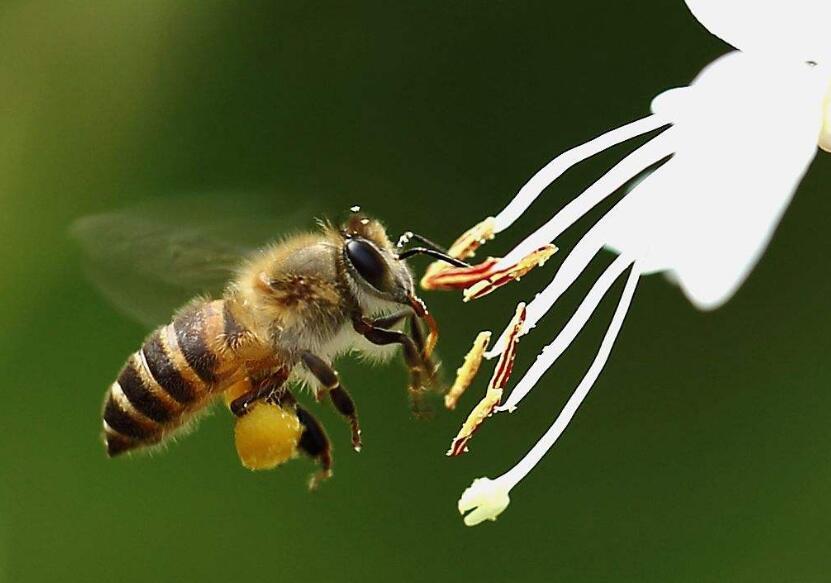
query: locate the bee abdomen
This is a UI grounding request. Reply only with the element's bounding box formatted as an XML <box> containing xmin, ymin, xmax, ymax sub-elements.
<box><xmin>173</xmin><ymin>302</ymin><xmax>220</xmax><ymax>384</ymax></box>
<box><xmin>103</xmin><ymin>300</ymin><xmax>236</xmax><ymax>456</ymax></box>
<box><xmin>103</xmin><ymin>345</ymin><xmax>190</xmax><ymax>456</ymax></box>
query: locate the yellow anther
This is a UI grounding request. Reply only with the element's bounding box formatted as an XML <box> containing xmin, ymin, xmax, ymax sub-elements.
<box><xmin>445</xmin><ymin>331</ymin><xmax>492</xmax><ymax>410</ymax></box>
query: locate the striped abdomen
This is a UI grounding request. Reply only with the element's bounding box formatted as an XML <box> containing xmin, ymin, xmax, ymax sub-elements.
<box><xmin>102</xmin><ymin>299</ymin><xmax>246</xmax><ymax>456</ymax></box>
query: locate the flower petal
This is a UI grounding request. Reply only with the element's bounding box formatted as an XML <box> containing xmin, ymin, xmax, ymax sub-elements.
<box><xmin>603</xmin><ymin>52</ymin><xmax>825</xmax><ymax>309</ymax></box>
<box><xmin>821</xmin><ymin>89</ymin><xmax>831</xmax><ymax>153</ymax></box>
<box><xmin>684</xmin><ymin>0</ymin><xmax>831</xmax><ymax>63</ymax></box>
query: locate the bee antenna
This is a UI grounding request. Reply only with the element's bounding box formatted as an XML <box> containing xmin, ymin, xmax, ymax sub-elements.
<box><xmin>396</xmin><ymin>232</ymin><xmax>448</xmax><ymax>253</ymax></box>
<box><xmin>397</xmin><ymin>247</ymin><xmax>470</xmax><ymax>268</ymax></box>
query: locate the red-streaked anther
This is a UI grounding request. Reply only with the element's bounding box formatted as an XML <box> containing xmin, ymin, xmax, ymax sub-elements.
<box><xmin>420</xmin><ymin>217</ymin><xmax>496</xmax><ymax>290</ymax></box>
<box><xmin>447</xmin><ymin>303</ymin><xmax>526</xmax><ymax>457</ymax></box>
<box><xmin>461</xmin><ymin>244</ymin><xmax>557</xmax><ymax>302</ymax></box>
<box><xmin>420</xmin><ymin>257</ymin><xmax>500</xmax><ymax>291</ymax></box>
<box><xmin>421</xmin><ymin>243</ymin><xmax>556</xmax><ymax>300</ymax></box>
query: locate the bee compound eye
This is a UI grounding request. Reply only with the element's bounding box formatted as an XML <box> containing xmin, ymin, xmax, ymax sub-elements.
<box><xmin>345</xmin><ymin>238</ymin><xmax>388</xmax><ymax>291</ymax></box>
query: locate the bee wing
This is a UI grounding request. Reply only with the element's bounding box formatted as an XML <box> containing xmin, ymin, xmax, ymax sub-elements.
<box><xmin>71</xmin><ymin>194</ymin><xmax>315</xmax><ymax>328</ymax></box>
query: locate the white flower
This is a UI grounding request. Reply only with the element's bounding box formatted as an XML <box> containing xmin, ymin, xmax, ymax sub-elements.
<box><xmin>434</xmin><ymin>1</ymin><xmax>831</xmax><ymax>525</ymax></box>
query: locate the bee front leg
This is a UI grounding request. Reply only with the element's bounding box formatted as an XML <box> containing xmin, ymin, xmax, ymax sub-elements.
<box><xmin>300</xmin><ymin>351</ymin><xmax>362</xmax><ymax>451</ymax></box>
<box><xmin>369</xmin><ymin>310</ymin><xmax>439</xmax><ymax>381</ymax></box>
<box><xmin>407</xmin><ymin>313</ymin><xmax>439</xmax><ymax>379</ymax></box>
<box><xmin>352</xmin><ymin>315</ymin><xmax>434</xmax><ymax>418</ymax></box>
<box><xmin>370</xmin><ymin>310</ymin><xmax>410</xmax><ymax>329</ymax></box>
<box><xmin>370</xmin><ymin>311</ymin><xmax>438</xmax><ymax>377</ymax></box>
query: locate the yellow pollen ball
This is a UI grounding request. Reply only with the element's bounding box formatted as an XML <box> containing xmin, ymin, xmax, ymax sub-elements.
<box><xmin>234</xmin><ymin>402</ymin><xmax>302</xmax><ymax>471</ymax></box>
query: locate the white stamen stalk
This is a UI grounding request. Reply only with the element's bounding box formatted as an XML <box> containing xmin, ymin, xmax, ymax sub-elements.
<box><xmin>498</xmin><ymin>254</ymin><xmax>634</xmax><ymax>413</ymax></box>
<box><xmin>496</xmin><ymin>131</ymin><xmax>674</xmax><ymax>270</ymax></box>
<box><xmin>493</xmin><ymin>115</ymin><xmax>670</xmax><ymax>232</ymax></box>
<box><xmin>503</xmin><ymin>262</ymin><xmax>639</xmax><ymax>484</ymax></box>
<box><xmin>458</xmin><ymin>262</ymin><xmax>640</xmax><ymax>526</ymax></box>
<box><xmin>484</xmin><ymin>219</ymin><xmax>607</xmax><ymax>359</ymax></box>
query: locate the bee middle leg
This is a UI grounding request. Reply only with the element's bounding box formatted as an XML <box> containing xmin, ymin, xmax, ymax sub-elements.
<box><xmin>352</xmin><ymin>315</ymin><xmax>436</xmax><ymax>417</ymax></box>
<box><xmin>300</xmin><ymin>351</ymin><xmax>361</xmax><ymax>451</ymax></box>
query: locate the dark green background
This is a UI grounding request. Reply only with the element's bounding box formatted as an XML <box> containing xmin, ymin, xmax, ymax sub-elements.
<box><xmin>1</xmin><ymin>2</ymin><xmax>830</xmax><ymax>582</ymax></box>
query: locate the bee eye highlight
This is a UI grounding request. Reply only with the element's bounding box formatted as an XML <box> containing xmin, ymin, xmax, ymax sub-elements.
<box><xmin>345</xmin><ymin>238</ymin><xmax>388</xmax><ymax>291</ymax></box>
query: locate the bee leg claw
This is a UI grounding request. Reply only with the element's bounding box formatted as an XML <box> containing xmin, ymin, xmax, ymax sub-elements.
<box><xmin>307</xmin><ymin>469</ymin><xmax>334</xmax><ymax>491</ymax></box>
<box><xmin>296</xmin><ymin>405</ymin><xmax>333</xmax><ymax>490</ymax></box>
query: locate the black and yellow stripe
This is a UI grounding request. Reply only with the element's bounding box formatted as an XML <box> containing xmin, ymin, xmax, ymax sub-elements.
<box><xmin>174</xmin><ymin>304</ymin><xmax>219</xmax><ymax>384</ymax></box>
<box><xmin>102</xmin><ymin>300</ymin><xmax>246</xmax><ymax>456</ymax></box>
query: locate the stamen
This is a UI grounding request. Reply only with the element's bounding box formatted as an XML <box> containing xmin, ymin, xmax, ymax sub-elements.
<box><xmin>420</xmin><ymin>244</ymin><xmax>556</xmax><ymax>300</ymax></box>
<box><xmin>484</xmin><ymin>219</ymin><xmax>607</xmax><ymax>359</ymax></box>
<box><xmin>493</xmin><ymin>115</ymin><xmax>670</xmax><ymax>232</ymax></box>
<box><xmin>445</xmin><ymin>331</ymin><xmax>492</xmax><ymax>410</ymax></box>
<box><xmin>447</xmin><ymin>304</ymin><xmax>526</xmax><ymax>456</ymax></box>
<box><xmin>457</xmin><ymin>262</ymin><xmax>640</xmax><ymax>525</ymax></box>
<box><xmin>420</xmin><ymin>217</ymin><xmax>496</xmax><ymax>290</ymax></box>
<box><xmin>462</xmin><ymin>245</ymin><xmax>558</xmax><ymax>302</ymax></box>
<box><xmin>496</xmin><ymin>130</ymin><xmax>674</xmax><ymax>270</ymax></box>
<box><xmin>498</xmin><ymin>254</ymin><xmax>634</xmax><ymax>413</ymax></box>
<box><xmin>444</xmin><ymin>216</ymin><xmax>497</xmax><ymax>261</ymax></box>
<box><xmin>477</xmin><ymin>131</ymin><xmax>671</xmax><ymax>357</ymax></box>
<box><xmin>420</xmin><ymin>257</ymin><xmax>500</xmax><ymax>291</ymax></box>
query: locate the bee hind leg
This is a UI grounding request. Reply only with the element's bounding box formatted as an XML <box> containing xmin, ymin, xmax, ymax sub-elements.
<box><xmin>301</xmin><ymin>351</ymin><xmax>362</xmax><ymax>451</ymax></box>
<box><xmin>230</xmin><ymin>368</ymin><xmax>290</xmax><ymax>417</ymax></box>
<box><xmin>293</xmin><ymin>402</ymin><xmax>333</xmax><ymax>490</ymax></box>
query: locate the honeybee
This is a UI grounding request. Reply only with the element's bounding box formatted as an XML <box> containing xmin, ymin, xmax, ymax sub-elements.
<box><xmin>73</xmin><ymin>201</ymin><xmax>469</xmax><ymax>487</ymax></box>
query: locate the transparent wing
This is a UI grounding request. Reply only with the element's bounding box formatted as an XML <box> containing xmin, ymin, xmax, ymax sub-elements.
<box><xmin>71</xmin><ymin>193</ymin><xmax>316</xmax><ymax>328</ymax></box>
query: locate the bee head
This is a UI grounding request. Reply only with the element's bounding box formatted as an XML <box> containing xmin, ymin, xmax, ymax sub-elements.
<box><xmin>340</xmin><ymin>214</ymin><xmax>415</xmax><ymax>308</ymax></box>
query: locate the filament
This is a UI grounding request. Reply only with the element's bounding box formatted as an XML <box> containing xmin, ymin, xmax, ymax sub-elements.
<box><xmin>498</xmin><ymin>254</ymin><xmax>634</xmax><ymax>412</ymax></box>
<box><xmin>493</xmin><ymin>114</ymin><xmax>670</xmax><ymax>233</ymax></box>
<box><xmin>500</xmin><ymin>261</ymin><xmax>640</xmax><ymax>489</ymax></box>
<box><xmin>484</xmin><ymin>217</ymin><xmax>608</xmax><ymax>359</ymax></box>
<box><xmin>496</xmin><ymin>130</ymin><xmax>674</xmax><ymax>271</ymax></box>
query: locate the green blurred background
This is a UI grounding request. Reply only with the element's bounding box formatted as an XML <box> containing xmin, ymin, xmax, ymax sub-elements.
<box><xmin>1</xmin><ymin>2</ymin><xmax>830</xmax><ymax>582</ymax></box>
